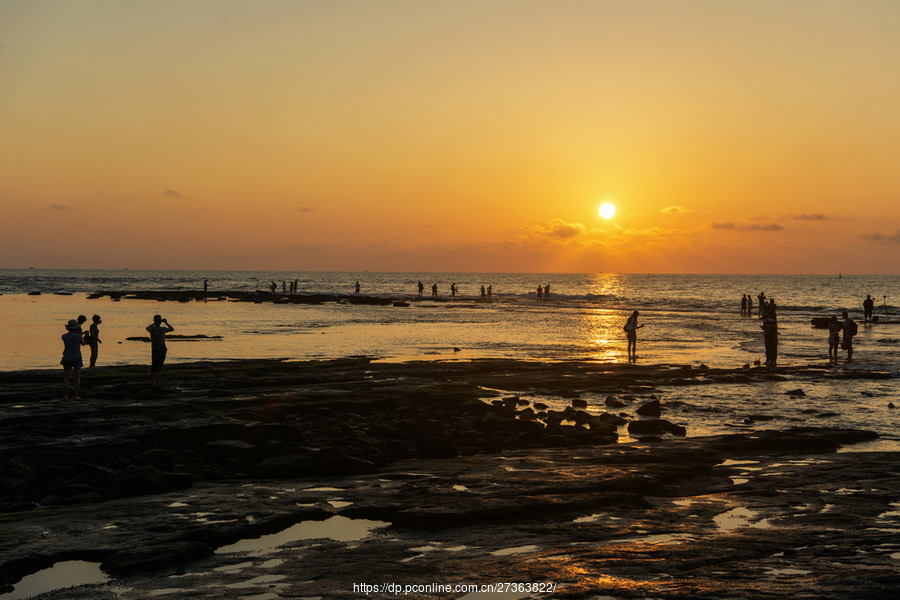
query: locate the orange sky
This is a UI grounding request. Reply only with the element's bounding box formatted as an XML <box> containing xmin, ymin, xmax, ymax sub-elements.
<box><xmin>2</xmin><ymin>0</ymin><xmax>899</xmax><ymax>274</ymax></box>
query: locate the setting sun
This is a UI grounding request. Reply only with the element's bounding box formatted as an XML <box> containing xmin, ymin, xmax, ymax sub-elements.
<box><xmin>599</xmin><ymin>203</ymin><xmax>616</xmax><ymax>219</ymax></box>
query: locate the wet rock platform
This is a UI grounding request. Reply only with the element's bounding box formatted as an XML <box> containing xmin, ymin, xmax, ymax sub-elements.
<box><xmin>1</xmin><ymin>358</ymin><xmax>898</xmax><ymax>598</ymax></box>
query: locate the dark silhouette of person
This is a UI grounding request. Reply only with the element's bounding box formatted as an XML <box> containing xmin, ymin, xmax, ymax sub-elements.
<box><xmin>451</xmin><ymin>283</ymin><xmax>457</xmax><ymax>297</ymax></box>
<box><xmin>432</xmin><ymin>283</ymin><xmax>438</xmax><ymax>297</ymax></box>
<box><xmin>203</xmin><ymin>279</ymin><xmax>208</xmax><ymax>292</ymax></box>
<box><xmin>87</xmin><ymin>314</ymin><xmax>101</xmax><ymax>368</ymax></box>
<box><xmin>762</xmin><ymin>300</ymin><xmax>778</xmax><ymax>365</ymax></box>
<box><xmin>270</xmin><ymin>281</ymin><xmax>277</xmax><ymax>294</ymax></box>
<box><xmin>864</xmin><ymin>294</ymin><xmax>875</xmax><ymax>322</ymax></box>
<box><xmin>544</xmin><ymin>284</ymin><xmax>550</xmax><ymax>300</ymax></box>
<box><xmin>487</xmin><ymin>285</ymin><xmax>492</xmax><ymax>299</ymax></box>
<box><xmin>741</xmin><ymin>294</ymin><xmax>747</xmax><ymax>315</ymax></box>
<box><xmin>842</xmin><ymin>311</ymin><xmax>856</xmax><ymax>362</ymax></box>
<box><xmin>418</xmin><ymin>281</ymin><xmax>424</xmax><ymax>297</ymax></box>
<box><xmin>61</xmin><ymin>319</ymin><xmax>84</xmax><ymax>400</ymax></box>
<box><xmin>757</xmin><ymin>292</ymin><xmax>766</xmax><ymax>317</ymax></box>
<box><xmin>537</xmin><ymin>285</ymin><xmax>543</xmax><ymax>301</ymax></box>
<box><xmin>624</xmin><ymin>311</ymin><xmax>643</xmax><ymax>359</ymax></box>
<box><xmin>828</xmin><ymin>315</ymin><xmax>841</xmax><ymax>362</ymax></box>
<box><xmin>355</xmin><ymin>281</ymin><xmax>361</xmax><ymax>295</ymax></box>
<box><xmin>147</xmin><ymin>315</ymin><xmax>174</xmax><ymax>386</ymax></box>
<box><xmin>480</xmin><ymin>285</ymin><xmax>485</xmax><ymax>299</ymax></box>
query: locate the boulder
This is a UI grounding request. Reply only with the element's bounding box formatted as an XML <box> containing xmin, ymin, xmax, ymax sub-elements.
<box><xmin>628</xmin><ymin>419</ymin><xmax>687</xmax><ymax>437</ymax></box>
<box><xmin>636</xmin><ymin>400</ymin><xmax>661</xmax><ymax>417</ymax></box>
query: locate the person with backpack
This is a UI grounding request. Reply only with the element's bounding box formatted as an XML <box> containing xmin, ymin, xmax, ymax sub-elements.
<box><xmin>842</xmin><ymin>311</ymin><xmax>858</xmax><ymax>362</ymax></box>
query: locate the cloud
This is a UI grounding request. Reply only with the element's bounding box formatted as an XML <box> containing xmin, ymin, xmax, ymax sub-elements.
<box><xmin>661</xmin><ymin>206</ymin><xmax>689</xmax><ymax>215</ymax></box>
<box><xmin>163</xmin><ymin>190</ymin><xmax>195</xmax><ymax>200</ymax></box>
<box><xmin>860</xmin><ymin>229</ymin><xmax>900</xmax><ymax>245</ymax></box>
<box><xmin>547</xmin><ymin>219</ymin><xmax>587</xmax><ymax>239</ymax></box>
<box><xmin>712</xmin><ymin>222</ymin><xmax>783</xmax><ymax>231</ymax></box>
<box><xmin>793</xmin><ymin>213</ymin><xmax>829</xmax><ymax>221</ymax></box>
<box><xmin>298</xmin><ymin>206</ymin><xmax>315</xmax><ymax>213</ymax></box>
<box><xmin>48</xmin><ymin>204</ymin><xmax>69</xmax><ymax>210</ymax></box>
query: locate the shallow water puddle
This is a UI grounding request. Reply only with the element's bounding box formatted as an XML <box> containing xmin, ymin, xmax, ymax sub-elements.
<box><xmin>766</xmin><ymin>567</ymin><xmax>811</xmax><ymax>576</ymax></box>
<box><xmin>717</xmin><ymin>459</ymin><xmax>760</xmax><ymax>467</ymax></box>
<box><xmin>490</xmin><ymin>544</ymin><xmax>539</xmax><ymax>556</ymax></box>
<box><xmin>714</xmin><ymin>507</ymin><xmax>772</xmax><ymax>531</ymax></box>
<box><xmin>0</xmin><ymin>560</ymin><xmax>108</xmax><ymax>600</ymax></box>
<box><xmin>608</xmin><ymin>533</ymin><xmax>694</xmax><ymax>546</ymax></box>
<box><xmin>226</xmin><ymin>574</ymin><xmax>288</xmax><ymax>589</ymax></box>
<box><xmin>402</xmin><ymin>542</ymin><xmax>469</xmax><ymax>562</ymax></box>
<box><xmin>216</xmin><ymin>515</ymin><xmax>389</xmax><ymax>556</ymax></box>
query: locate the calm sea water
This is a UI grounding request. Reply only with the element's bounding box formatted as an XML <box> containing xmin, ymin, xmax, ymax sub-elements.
<box><xmin>2</xmin><ymin>269</ymin><xmax>899</xmax><ymax>447</ymax></box>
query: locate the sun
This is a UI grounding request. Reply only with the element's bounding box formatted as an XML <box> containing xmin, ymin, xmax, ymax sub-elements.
<box><xmin>599</xmin><ymin>203</ymin><xmax>616</xmax><ymax>219</ymax></box>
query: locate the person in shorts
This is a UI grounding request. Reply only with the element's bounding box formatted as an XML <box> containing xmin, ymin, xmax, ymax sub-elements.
<box><xmin>625</xmin><ymin>310</ymin><xmax>643</xmax><ymax>360</ymax></box>
<box><xmin>147</xmin><ymin>315</ymin><xmax>174</xmax><ymax>386</ymax></box>
<box><xmin>842</xmin><ymin>311</ymin><xmax>856</xmax><ymax>362</ymax></box>
<box><xmin>87</xmin><ymin>314</ymin><xmax>102</xmax><ymax>368</ymax></box>
<box><xmin>61</xmin><ymin>319</ymin><xmax>84</xmax><ymax>400</ymax></box>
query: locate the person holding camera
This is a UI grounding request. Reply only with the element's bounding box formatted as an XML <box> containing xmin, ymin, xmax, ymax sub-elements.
<box><xmin>147</xmin><ymin>315</ymin><xmax>174</xmax><ymax>386</ymax></box>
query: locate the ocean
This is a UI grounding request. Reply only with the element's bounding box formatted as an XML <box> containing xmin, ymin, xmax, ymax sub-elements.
<box><xmin>2</xmin><ymin>269</ymin><xmax>899</xmax><ymax>448</ymax></box>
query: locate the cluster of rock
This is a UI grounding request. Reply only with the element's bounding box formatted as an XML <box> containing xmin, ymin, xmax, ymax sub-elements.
<box><xmin>0</xmin><ymin>361</ymin><xmax>688</xmax><ymax>514</ymax></box>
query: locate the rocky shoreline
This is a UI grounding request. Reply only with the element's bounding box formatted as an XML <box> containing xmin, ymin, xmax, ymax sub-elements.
<box><xmin>1</xmin><ymin>358</ymin><xmax>899</xmax><ymax>598</ymax></box>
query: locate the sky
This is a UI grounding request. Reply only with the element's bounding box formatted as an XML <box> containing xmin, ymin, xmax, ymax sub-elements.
<box><xmin>2</xmin><ymin>0</ymin><xmax>899</xmax><ymax>274</ymax></box>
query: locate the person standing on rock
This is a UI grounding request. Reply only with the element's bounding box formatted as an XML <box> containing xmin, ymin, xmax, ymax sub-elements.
<box><xmin>624</xmin><ymin>310</ymin><xmax>643</xmax><ymax>360</ymax></box>
<box><xmin>61</xmin><ymin>319</ymin><xmax>84</xmax><ymax>400</ymax></box>
<box><xmin>147</xmin><ymin>315</ymin><xmax>174</xmax><ymax>386</ymax></box>
<box><xmin>864</xmin><ymin>294</ymin><xmax>875</xmax><ymax>323</ymax></box>
<box><xmin>87</xmin><ymin>314</ymin><xmax>102</xmax><ymax>368</ymax></box>
<box><xmin>417</xmin><ymin>281</ymin><xmax>424</xmax><ymax>297</ymax></box>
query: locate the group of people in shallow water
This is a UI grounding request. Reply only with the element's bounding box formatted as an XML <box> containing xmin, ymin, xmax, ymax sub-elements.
<box><xmin>60</xmin><ymin>286</ymin><xmax>878</xmax><ymax>398</ymax></box>
<box><xmin>743</xmin><ymin>292</ymin><xmax>870</xmax><ymax>366</ymax></box>
<box><xmin>625</xmin><ymin>293</ymin><xmax>873</xmax><ymax>366</ymax></box>
<box><xmin>415</xmin><ymin>281</ymin><xmax>498</xmax><ymax>299</ymax></box>
<box><xmin>60</xmin><ymin>313</ymin><xmax>174</xmax><ymax>400</ymax></box>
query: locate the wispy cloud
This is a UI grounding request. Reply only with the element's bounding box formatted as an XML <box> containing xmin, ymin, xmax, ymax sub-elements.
<box><xmin>860</xmin><ymin>230</ymin><xmax>900</xmax><ymax>245</ymax></box>
<box><xmin>793</xmin><ymin>213</ymin><xmax>829</xmax><ymax>221</ymax></box>
<box><xmin>163</xmin><ymin>190</ymin><xmax>196</xmax><ymax>200</ymax></box>
<box><xmin>744</xmin><ymin>223</ymin><xmax>784</xmax><ymax>231</ymax></box>
<box><xmin>48</xmin><ymin>204</ymin><xmax>69</xmax><ymax>210</ymax></box>
<box><xmin>298</xmin><ymin>206</ymin><xmax>315</xmax><ymax>213</ymax></box>
<box><xmin>661</xmin><ymin>206</ymin><xmax>689</xmax><ymax>214</ymax></box>
<box><xmin>712</xmin><ymin>221</ymin><xmax>783</xmax><ymax>232</ymax></box>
